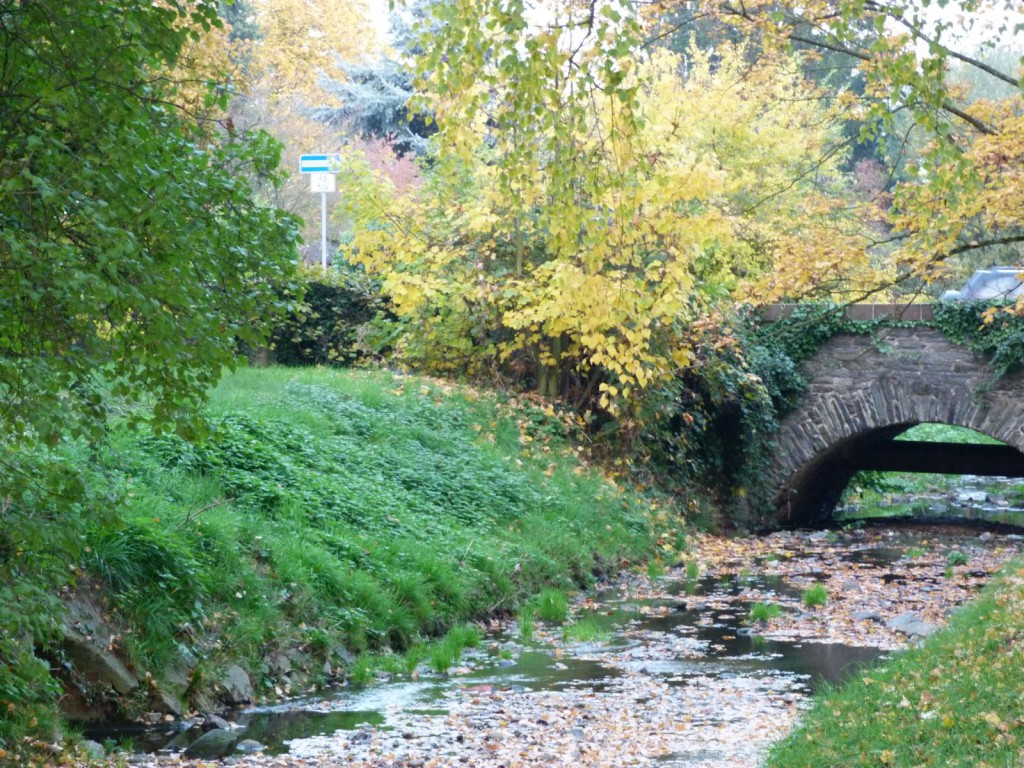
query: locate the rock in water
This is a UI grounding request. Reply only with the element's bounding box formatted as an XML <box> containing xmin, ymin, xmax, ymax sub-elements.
<box><xmin>80</xmin><ymin>740</ymin><xmax>105</xmax><ymax>759</ymax></box>
<box><xmin>202</xmin><ymin>713</ymin><xmax>232</xmax><ymax>732</ymax></box>
<box><xmin>236</xmin><ymin>739</ymin><xmax>267</xmax><ymax>754</ymax></box>
<box><xmin>182</xmin><ymin>728</ymin><xmax>241</xmax><ymax>759</ymax></box>
<box><xmin>887</xmin><ymin>612</ymin><xmax>938</xmax><ymax>637</ymax></box>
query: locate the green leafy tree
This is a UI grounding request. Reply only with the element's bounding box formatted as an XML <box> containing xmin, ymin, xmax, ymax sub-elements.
<box><xmin>0</xmin><ymin>0</ymin><xmax>298</xmax><ymax>751</ymax></box>
<box><xmin>0</xmin><ymin>0</ymin><xmax>299</xmax><ymax>446</ymax></box>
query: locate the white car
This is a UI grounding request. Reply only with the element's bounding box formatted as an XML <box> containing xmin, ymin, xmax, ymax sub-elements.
<box><xmin>940</xmin><ymin>267</ymin><xmax>1024</xmax><ymax>301</ymax></box>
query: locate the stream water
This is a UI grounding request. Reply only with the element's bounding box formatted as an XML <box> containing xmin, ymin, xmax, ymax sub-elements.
<box><xmin>93</xmin><ymin>514</ymin><xmax>1024</xmax><ymax>768</ymax></box>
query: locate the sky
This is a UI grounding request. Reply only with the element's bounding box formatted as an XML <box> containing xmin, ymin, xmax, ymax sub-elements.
<box><xmin>365</xmin><ymin>0</ymin><xmax>1024</xmax><ymax>50</ymax></box>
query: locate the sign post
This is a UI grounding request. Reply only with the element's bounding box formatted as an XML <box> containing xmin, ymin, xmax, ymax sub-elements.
<box><xmin>299</xmin><ymin>155</ymin><xmax>341</xmax><ymax>273</ymax></box>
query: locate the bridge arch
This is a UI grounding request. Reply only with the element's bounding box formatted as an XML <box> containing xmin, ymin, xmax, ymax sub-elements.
<box><xmin>769</xmin><ymin>326</ymin><xmax>1024</xmax><ymax>527</ymax></box>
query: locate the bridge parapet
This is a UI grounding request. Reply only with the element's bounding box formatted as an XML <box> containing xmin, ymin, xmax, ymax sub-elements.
<box><xmin>762</xmin><ymin>303</ymin><xmax>935</xmax><ymax>323</ymax></box>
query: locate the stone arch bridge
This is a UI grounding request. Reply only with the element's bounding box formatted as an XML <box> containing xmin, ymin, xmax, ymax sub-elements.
<box><xmin>766</xmin><ymin>305</ymin><xmax>1024</xmax><ymax>528</ymax></box>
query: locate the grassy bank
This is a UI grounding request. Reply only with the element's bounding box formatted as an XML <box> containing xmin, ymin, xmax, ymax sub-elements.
<box><xmin>767</xmin><ymin>556</ymin><xmax>1024</xmax><ymax>767</ymax></box>
<box><xmin>3</xmin><ymin>366</ymin><xmax>681</xmax><ymax>756</ymax></box>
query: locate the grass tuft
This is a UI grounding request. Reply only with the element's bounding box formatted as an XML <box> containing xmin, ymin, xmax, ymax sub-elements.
<box><xmin>802</xmin><ymin>583</ymin><xmax>828</xmax><ymax>608</ymax></box>
<box><xmin>563</xmin><ymin>617</ymin><xmax>611</xmax><ymax>643</ymax></box>
<box><xmin>534</xmin><ymin>589</ymin><xmax>570</xmax><ymax>623</ymax></box>
<box><xmin>947</xmin><ymin>550</ymin><xmax>969</xmax><ymax>567</ymax></box>
<box><xmin>749</xmin><ymin>602</ymin><xmax>783</xmax><ymax>622</ymax></box>
<box><xmin>518</xmin><ymin>605</ymin><xmax>536</xmax><ymax>642</ymax></box>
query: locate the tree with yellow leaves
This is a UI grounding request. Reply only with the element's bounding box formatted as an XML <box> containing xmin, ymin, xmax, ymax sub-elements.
<box><xmin>217</xmin><ymin>0</ymin><xmax>381</xmax><ymax>244</ymax></box>
<box><xmin>645</xmin><ymin>0</ymin><xmax>1024</xmax><ymax>298</ymax></box>
<box><xmin>338</xmin><ymin>15</ymin><xmax>849</xmax><ymax>410</ymax></box>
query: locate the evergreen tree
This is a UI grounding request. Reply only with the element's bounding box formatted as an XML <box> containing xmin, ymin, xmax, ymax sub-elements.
<box><xmin>314</xmin><ymin>0</ymin><xmax>437</xmax><ymax>156</ymax></box>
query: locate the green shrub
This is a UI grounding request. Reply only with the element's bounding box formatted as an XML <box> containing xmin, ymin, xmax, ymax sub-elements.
<box><xmin>268</xmin><ymin>265</ymin><xmax>391</xmax><ymax>367</ymax></box>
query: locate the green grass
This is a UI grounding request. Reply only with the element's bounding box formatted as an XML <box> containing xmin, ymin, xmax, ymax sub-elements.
<box><xmin>349</xmin><ymin>653</ymin><xmax>376</xmax><ymax>685</ymax></box>
<box><xmin>533</xmin><ymin>589</ymin><xmax>570</xmax><ymax>623</ymax></box>
<box><xmin>802</xmin><ymin>583</ymin><xmax>828</xmax><ymax>608</ymax></box>
<box><xmin>895</xmin><ymin>423</ymin><xmax>1003</xmax><ymax>445</ymax></box>
<box><xmin>518</xmin><ymin>604</ymin><xmax>536</xmax><ymax>642</ymax></box>
<box><xmin>767</xmin><ymin>557</ymin><xmax>1024</xmax><ymax>767</ymax></box>
<box><xmin>563</xmin><ymin>617</ymin><xmax>611</xmax><ymax>643</ymax></box>
<box><xmin>646</xmin><ymin>559</ymin><xmax>665</xmax><ymax>580</ymax></box>
<box><xmin>948</xmin><ymin>550</ymin><xmax>970</xmax><ymax>567</ymax></box>
<box><xmin>51</xmin><ymin>366</ymin><xmax>680</xmax><ymax>724</ymax></box>
<box><xmin>749</xmin><ymin>602</ymin><xmax>783</xmax><ymax>622</ymax></box>
<box><xmin>427</xmin><ymin>624</ymin><xmax>481</xmax><ymax>673</ymax></box>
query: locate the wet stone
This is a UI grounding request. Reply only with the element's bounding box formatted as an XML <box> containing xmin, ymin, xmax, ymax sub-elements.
<box><xmin>888</xmin><ymin>612</ymin><xmax>938</xmax><ymax>637</ymax></box>
<box><xmin>202</xmin><ymin>713</ymin><xmax>231</xmax><ymax>732</ymax></box>
<box><xmin>235</xmin><ymin>740</ymin><xmax>266</xmax><ymax>754</ymax></box>
<box><xmin>182</xmin><ymin>728</ymin><xmax>241</xmax><ymax>759</ymax></box>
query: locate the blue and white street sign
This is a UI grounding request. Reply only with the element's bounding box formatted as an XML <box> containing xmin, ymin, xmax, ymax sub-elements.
<box><xmin>299</xmin><ymin>154</ymin><xmax>341</xmax><ymax>173</ymax></box>
<box><xmin>300</xmin><ymin>154</ymin><xmax>342</xmax><ymax>274</ymax></box>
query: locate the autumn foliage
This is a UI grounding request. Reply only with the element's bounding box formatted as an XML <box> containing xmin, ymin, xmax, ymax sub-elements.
<box><xmin>339</xmin><ymin>34</ymin><xmax>848</xmax><ymax>411</ymax></box>
<box><xmin>324</xmin><ymin>0</ymin><xmax>1024</xmax><ymax>420</ymax></box>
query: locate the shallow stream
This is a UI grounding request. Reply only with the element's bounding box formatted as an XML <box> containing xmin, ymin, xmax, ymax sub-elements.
<box><xmin>97</xmin><ymin>520</ymin><xmax>1024</xmax><ymax>767</ymax></box>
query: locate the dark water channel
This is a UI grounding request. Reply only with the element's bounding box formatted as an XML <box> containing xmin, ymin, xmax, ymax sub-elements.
<box><xmin>85</xmin><ymin>511</ymin><xmax>1024</xmax><ymax>765</ymax></box>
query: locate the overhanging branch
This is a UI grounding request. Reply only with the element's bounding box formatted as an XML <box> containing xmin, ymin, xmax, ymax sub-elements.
<box><xmin>717</xmin><ymin>2</ymin><xmax>997</xmax><ymax>135</ymax></box>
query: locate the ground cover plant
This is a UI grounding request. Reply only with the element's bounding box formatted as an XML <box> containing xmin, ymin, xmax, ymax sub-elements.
<box><xmin>767</xmin><ymin>556</ymin><xmax>1024</xmax><ymax>767</ymax></box>
<box><xmin>63</xmin><ymin>367</ymin><xmax>679</xmax><ymax>725</ymax></box>
<box><xmin>749</xmin><ymin>602</ymin><xmax>784</xmax><ymax>622</ymax></box>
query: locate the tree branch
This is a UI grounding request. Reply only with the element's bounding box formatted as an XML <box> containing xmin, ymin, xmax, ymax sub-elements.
<box><xmin>716</xmin><ymin>2</ymin><xmax>997</xmax><ymax>136</ymax></box>
<box><xmin>870</xmin><ymin>2</ymin><xmax>1021</xmax><ymax>89</ymax></box>
<box><xmin>947</xmin><ymin>233</ymin><xmax>1024</xmax><ymax>257</ymax></box>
